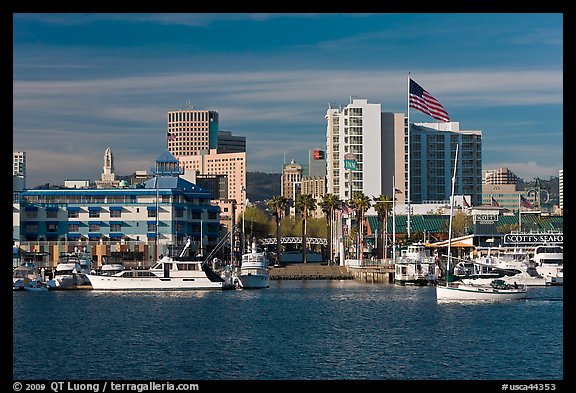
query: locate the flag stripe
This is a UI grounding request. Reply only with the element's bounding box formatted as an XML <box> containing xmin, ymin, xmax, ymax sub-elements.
<box><xmin>520</xmin><ymin>195</ymin><xmax>533</xmax><ymax>208</ymax></box>
<box><xmin>409</xmin><ymin>78</ymin><xmax>450</xmax><ymax>122</ymax></box>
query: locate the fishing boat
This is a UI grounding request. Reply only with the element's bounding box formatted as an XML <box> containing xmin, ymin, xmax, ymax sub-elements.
<box><xmin>237</xmin><ymin>242</ymin><xmax>270</xmax><ymax>289</ymax></box>
<box><xmin>435</xmin><ymin>144</ymin><xmax>527</xmax><ymax>301</ymax></box>
<box><xmin>394</xmin><ymin>243</ymin><xmax>436</xmax><ymax>286</ymax></box>
<box><xmin>86</xmin><ymin>237</ymin><xmax>235</xmax><ymax>290</ymax></box>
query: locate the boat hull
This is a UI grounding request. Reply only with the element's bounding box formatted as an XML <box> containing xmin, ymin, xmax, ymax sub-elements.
<box><xmin>436</xmin><ymin>284</ymin><xmax>527</xmax><ymax>301</ymax></box>
<box><xmin>87</xmin><ymin>274</ymin><xmax>228</xmax><ymax>290</ymax></box>
<box><xmin>395</xmin><ymin>278</ymin><xmax>430</xmax><ymax>286</ymax></box>
<box><xmin>238</xmin><ymin>273</ymin><xmax>269</xmax><ymax>289</ymax></box>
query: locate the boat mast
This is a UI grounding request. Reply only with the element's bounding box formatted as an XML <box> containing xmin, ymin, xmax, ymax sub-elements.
<box><xmin>446</xmin><ymin>143</ymin><xmax>459</xmax><ymax>286</ymax></box>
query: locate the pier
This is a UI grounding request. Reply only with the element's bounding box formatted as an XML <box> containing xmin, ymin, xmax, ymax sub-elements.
<box><xmin>346</xmin><ymin>261</ymin><xmax>395</xmax><ymax>284</ymax></box>
<box><xmin>269</xmin><ymin>263</ymin><xmax>353</xmax><ymax>280</ymax></box>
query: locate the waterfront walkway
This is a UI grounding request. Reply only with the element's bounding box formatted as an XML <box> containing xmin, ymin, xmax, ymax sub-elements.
<box><xmin>269</xmin><ymin>263</ymin><xmax>353</xmax><ymax>280</ymax></box>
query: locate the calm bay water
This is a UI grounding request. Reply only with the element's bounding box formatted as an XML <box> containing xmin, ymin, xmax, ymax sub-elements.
<box><xmin>13</xmin><ymin>280</ymin><xmax>563</xmax><ymax>381</ymax></box>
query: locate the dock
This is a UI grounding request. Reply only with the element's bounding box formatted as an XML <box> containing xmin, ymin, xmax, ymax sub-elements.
<box><xmin>269</xmin><ymin>263</ymin><xmax>353</xmax><ymax>280</ymax></box>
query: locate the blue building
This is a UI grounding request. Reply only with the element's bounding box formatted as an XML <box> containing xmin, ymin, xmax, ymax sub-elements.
<box><xmin>14</xmin><ymin>151</ymin><xmax>221</xmax><ymax>267</ymax></box>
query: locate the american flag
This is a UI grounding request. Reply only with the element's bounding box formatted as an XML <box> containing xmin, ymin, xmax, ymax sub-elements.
<box><xmin>409</xmin><ymin>78</ymin><xmax>450</xmax><ymax>122</ymax></box>
<box><xmin>491</xmin><ymin>196</ymin><xmax>500</xmax><ymax>207</ymax></box>
<box><xmin>463</xmin><ymin>197</ymin><xmax>470</xmax><ymax>208</ymax></box>
<box><xmin>520</xmin><ymin>195</ymin><xmax>533</xmax><ymax>209</ymax></box>
<box><xmin>341</xmin><ymin>202</ymin><xmax>352</xmax><ymax>216</ymax></box>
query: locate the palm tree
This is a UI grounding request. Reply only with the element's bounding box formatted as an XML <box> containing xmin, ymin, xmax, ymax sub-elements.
<box><xmin>319</xmin><ymin>193</ymin><xmax>342</xmax><ymax>265</ymax></box>
<box><xmin>373</xmin><ymin>194</ymin><xmax>393</xmax><ymax>259</ymax></box>
<box><xmin>295</xmin><ymin>193</ymin><xmax>317</xmax><ymax>263</ymax></box>
<box><xmin>267</xmin><ymin>195</ymin><xmax>289</xmax><ymax>265</ymax></box>
<box><xmin>349</xmin><ymin>192</ymin><xmax>371</xmax><ymax>260</ymax></box>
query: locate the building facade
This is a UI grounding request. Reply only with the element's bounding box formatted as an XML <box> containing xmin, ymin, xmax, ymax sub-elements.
<box><xmin>13</xmin><ymin>152</ymin><xmax>221</xmax><ymax>266</ymax></box>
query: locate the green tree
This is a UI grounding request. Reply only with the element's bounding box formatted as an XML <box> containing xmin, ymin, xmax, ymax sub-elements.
<box><xmin>372</xmin><ymin>194</ymin><xmax>393</xmax><ymax>259</ymax></box>
<box><xmin>349</xmin><ymin>192</ymin><xmax>371</xmax><ymax>259</ymax></box>
<box><xmin>319</xmin><ymin>193</ymin><xmax>341</xmax><ymax>264</ymax></box>
<box><xmin>267</xmin><ymin>195</ymin><xmax>289</xmax><ymax>265</ymax></box>
<box><xmin>295</xmin><ymin>193</ymin><xmax>317</xmax><ymax>263</ymax></box>
<box><xmin>236</xmin><ymin>206</ymin><xmax>272</xmax><ymax>247</ymax></box>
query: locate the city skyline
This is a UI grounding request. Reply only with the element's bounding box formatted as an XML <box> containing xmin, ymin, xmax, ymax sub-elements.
<box><xmin>13</xmin><ymin>13</ymin><xmax>563</xmax><ymax>187</ymax></box>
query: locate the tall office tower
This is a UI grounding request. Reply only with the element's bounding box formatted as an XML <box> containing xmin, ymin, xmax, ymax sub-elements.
<box><xmin>217</xmin><ymin>131</ymin><xmax>246</xmax><ymax>153</ymax></box>
<box><xmin>281</xmin><ymin>159</ymin><xmax>303</xmax><ymax>201</ymax></box>
<box><xmin>325</xmin><ymin>98</ymin><xmax>401</xmax><ymax>204</ymax></box>
<box><xmin>407</xmin><ymin>122</ymin><xmax>483</xmax><ymax>206</ymax></box>
<box><xmin>177</xmin><ymin>149</ymin><xmax>246</xmax><ymax>212</ymax></box>
<box><xmin>483</xmin><ymin>167</ymin><xmax>519</xmax><ymax>185</ymax></box>
<box><xmin>13</xmin><ymin>151</ymin><xmax>26</xmax><ymax>190</ymax></box>
<box><xmin>167</xmin><ymin>108</ymin><xmax>247</xmax><ymax>218</ymax></box>
<box><xmin>167</xmin><ymin>108</ymin><xmax>219</xmax><ymax>157</ymax></box>
<box><xmin>559</xmin><ymin>168</ymin><xmax>563</xmax><ymax>211</ymax></box>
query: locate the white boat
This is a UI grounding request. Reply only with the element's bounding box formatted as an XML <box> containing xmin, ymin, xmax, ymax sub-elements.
<box><xmin>237</xmin><ymin>242</ymin><xmax>270</xmax><ymax>289</ymax></box>
<box><xmin>533</xmin><ymin>244</ymin><xmax>563</xmax><ymax>285</ymax></box>
<box><xmin>13</xmin><ymin>263</ymin><xmax>39</xmax><ymax>290</ymax></box>
<box><xmin>95</xmin><ymin>255</ymin><xmax>125</xmax><ymax>276</ymax></box>
<box><xmin>435</xmin><ymin>143</ymin><xmax>528</xmax><ymax>302</ymax></box>
<box><xmin>86</xmin><ymin>238</ymin><xmax>235</xmax><ymax>290</ymax></box>
<box><xmin>394</xmin><ymin>243</ymin><xmax>436</xmax><ymax>286</ymax></box>
<box><xmin>53</xmin><ymin>252</ymin><xmax>91</xmax><ymax>288</ymax></box>
<box><xmin>437</xmin><ymin>279</ymin><xmax>528</xmax><ymax>301</ymax></box>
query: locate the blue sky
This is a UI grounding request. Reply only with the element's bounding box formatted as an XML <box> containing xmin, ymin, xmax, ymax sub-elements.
<box><xmin>13</xmin><ymin>13</ymin><xmax>563</xmax><ymax>188</ymax></box>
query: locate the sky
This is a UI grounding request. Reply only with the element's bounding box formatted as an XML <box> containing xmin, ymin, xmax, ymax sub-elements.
<box><xmin>12</xmin><ymin>13</ymin><xmax>563</xmax><ymax>188</ymax></box>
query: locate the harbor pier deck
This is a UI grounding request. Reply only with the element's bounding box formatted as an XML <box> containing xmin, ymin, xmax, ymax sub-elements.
<box><xmin>269</xmin><ymin>263</ymin><xmax>353</xmax><ymax>280</ymax></box>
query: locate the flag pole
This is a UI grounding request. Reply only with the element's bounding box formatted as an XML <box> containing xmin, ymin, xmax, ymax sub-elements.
<box><xmin>406</xmin><ymin>73</ymin><xmax>411</xmax><ymax>238</ymax></box>
<box><xmin>518</xmin><ymin>193</ymin><xmax>522</xmax><ymax>232</ymax></box>
<box><xmin>392</xmin><ymin>176</ymin><xmax>396</xmax><ymax>262</ymax></box>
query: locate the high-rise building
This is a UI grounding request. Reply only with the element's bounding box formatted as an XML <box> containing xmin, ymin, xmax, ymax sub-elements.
<box><xmin>483</xmin><ymin>167</ymin><xmax>518</xmax><ymax>185</ymax></box>
<box><xmin>217</xmin><ymin>131</ymin><xmax>246</xmax><ymax>153</ymax></box>
<box><xmin>281</xmin><ymin>159</ymin><xmax>302</xmax><ymax>202</ymax></box>
<box><xmin>167</xmin><ymin>108</ymin><xmax>219</xmax><ymax>156</ymax></box>
<box><xmin>409</xmin><ymin>122</ymin><xmax>483</xmax><ymax>206</ymax></box>
<box><xmin>13</xmin><ymin>151</ymin><xmax>26</xmax><ymax>190</ymax></box>
<box><xmin>559</xmin><ymin>168</ymin><xmax>563</xmax><ymax>212</ymax></box>
<box><xmin>326</xmin><ymin>98</ymin><xmax>484</xmax><ymax>211</ymax></box>
<box><xmin>166</xmin><ymin>107</ymin><xmax>247</xmax><ymax>221</ymax></box>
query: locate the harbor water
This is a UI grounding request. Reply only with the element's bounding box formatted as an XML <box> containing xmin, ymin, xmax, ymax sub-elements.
<box><xmin>13</xmin><ymin>280</ymin><xmax>563</xmax><ymax>381</ymax></box>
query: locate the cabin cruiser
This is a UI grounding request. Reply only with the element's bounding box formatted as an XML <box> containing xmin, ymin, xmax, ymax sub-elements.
<box><xmin>532</xmin><ymin>245</ymin><xmax>563</xmax><ymax>285</ymax></box>
<box><xmin>236</xmin><ymin>242</ymin><xmax>270</xmax><ymax>289</ymax></box>
<box><xmin>87</xmin><ymin>237</ymin><xmax>235</xmax><ymax>290</ymax></box>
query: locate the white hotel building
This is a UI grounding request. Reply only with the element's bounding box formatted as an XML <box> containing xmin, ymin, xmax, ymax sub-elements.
<box><xmin>326</xmin><ymin>97</ymin><xmax>483</xmax><ymax>212</ymax></box>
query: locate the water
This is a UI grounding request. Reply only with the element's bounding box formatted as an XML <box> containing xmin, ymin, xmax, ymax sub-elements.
<box><xmin>13</xmin><ymin>281</ymin><xmax>563</xmax><ymax>381</ymax></box>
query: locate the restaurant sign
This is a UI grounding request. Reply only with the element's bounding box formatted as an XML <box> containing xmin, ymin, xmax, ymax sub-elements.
<box><xmin>503</xmin><ymin>233</ymin><xmax>563</xmax><ymax>245</ymax></box>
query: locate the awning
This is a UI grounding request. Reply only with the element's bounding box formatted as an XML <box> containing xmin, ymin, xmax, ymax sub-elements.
<box><xmin>46</xmin><ymin>233</ymin><xmax>59</xmax><ymax>239</ymax></box>
<box><xmin>24</xmin><ymin>206</ymin><xmax>38</xmax><ymax>211</ymax></box>
<box><xmin>109</xmin><ymin>232</ymin><xmax>124</xmax><ymax>238</ymax></box>
<box><xmin>174</xmin><ymin>206</ymin><xmax>186</xmax><ymax>211</ymax></box>
<box><xmin>88</xmin><ymin>206</ymin><xmax>101</xmax><ymax>211</ymax></box>
<box><xmin>46</xmin><ymin>206</ymin><xmax>59</xmax><ymax>211</ymax></box>
<box><xmin>67</xmin><ymin>233</ymin><xmax>81</xmax><ymax>239</ymax></box>
<box><xmin>109</xmin><ymin>221</ymin><xmax>123</xmax><ymax>226</ymax></box>
<box><xmin>147</xmin><ymin>206</ymin><xmax>157</xmax><ymax>210</ymax></box>
<box><xmin>109</xmin><ymin>206</ymin><xmax>123</xmax><ymax>211</ymax></box>
<box><xmin>67</xmin><ymin>206</ymin><xmax>80</xmax><ymax>211</ymax></box>
<box><xmin>88</xmin><ymin>221</ymin><xmax>102</xmax><ymax>225</ymax></box>
<box><xmin>88</xmin><ymin>233</ymin><xmax>102</xmax><ymax>238</ymax></box>
<box><xmin>147</xmin><ymin>232</ymin><xmax>157</xmax><ymax>238</ymax></box>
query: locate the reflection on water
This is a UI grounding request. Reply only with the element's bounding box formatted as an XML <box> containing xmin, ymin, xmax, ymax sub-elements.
<box><xmin>13</xmin><ymin>281</ymin><xmax>562</xmax><ymax>381</ymax></box>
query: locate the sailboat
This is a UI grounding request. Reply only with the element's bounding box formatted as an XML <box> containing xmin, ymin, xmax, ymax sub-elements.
<box><xmin>435</xmin><ymin>144</ymin><xmax>527</xmax><ymax>301</ymax></box>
